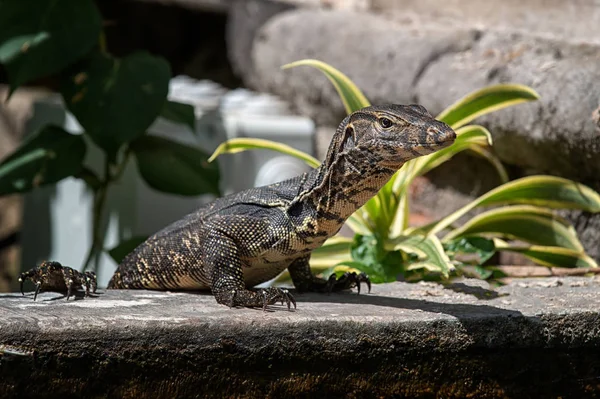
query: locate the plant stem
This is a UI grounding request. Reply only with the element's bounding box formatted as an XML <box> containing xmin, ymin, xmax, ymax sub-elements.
<box><xmin>80</xmin><ymin>148</ymin><xmax>131</xmax><ymax>272</ymax></box>
<box><xmin>98</xmin><ymin>31</ymin><xmax>108</xmax><ymax>54</ymax></box>
<box><xmin>81</xmin><ymin>161</ymin><xmax>110</xmax><ymax>272</ymax></box>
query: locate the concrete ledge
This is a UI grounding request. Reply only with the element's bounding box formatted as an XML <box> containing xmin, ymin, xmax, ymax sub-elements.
<box><xmin>2</xmin><ymin>278</ymin><xmax>600</xmax><ymax>398</ymax></box>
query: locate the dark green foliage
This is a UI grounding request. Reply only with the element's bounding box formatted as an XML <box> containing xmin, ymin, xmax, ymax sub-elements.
<box><xmin>61</xmin><ymin>51</ymin><xmax>171</xmax><ymax>155</ymax></box>
<box><xmin>444</xmin><ymin>237</ymin><xmax>496</xmax><ymax>265</ymax></box>
<box><xmin>161</xmin><ymin>100</ymin><xmax>196</xmax><ymax>132</ymax></box>
<box><xmin>131</xmin><ymin>136</ymin><xmax>220</xmax><ymax>196</ymax></box>
<box><xmin>0</xmin><ymin>0</ymin><xmax>221</xmax><ymax>271</ymax></box>
<box><xmin>0</xmin><ymin>0</ymin><xmax>102</xmax><ymax>93</ymax></box>
<box><xmin>349</xmin><ymin>235</ymin><xmax>411</xmax><ymax>283</ymax></box>
<box><xmin>0</xmin><ymin>126</ymin><xmax>86</xmax><ymax>195</ymax></box>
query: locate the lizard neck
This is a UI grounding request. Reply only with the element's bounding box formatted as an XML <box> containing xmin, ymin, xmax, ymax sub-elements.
<box><xmin>290</xmin><ymin>150</ymin><xmax>399</xmax><ymax>239</ymax></box>
<box><xmin>317</xmin><ymin>153</ymin><xmax>397</xmax><ymax>229</ymax></box>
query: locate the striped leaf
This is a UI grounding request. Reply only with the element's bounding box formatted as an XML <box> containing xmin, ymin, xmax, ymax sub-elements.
<box><xmin>437</xmin><ymin>84</ymin><xmax>540</xmax><ymax>129</ymax></box>
<box><xmin>386</xmin><ymin>234</ymin><xmax>454</xmax><ymax>278</ymax></box>
<box><xmin>282</xmin><ymin>59</ymin><xmax>371</xmax><ymax>113</ymax></box>
<box><xmin>428</xmin><ymin>176</ymin><xmax>600</xmax><ymax>235</ymax></box>
<box><xmin>208</xmin><ymin>137</ymin><xmax>320</xmax><ymax>168</ymax></box>
<box><xmin>493</xmin><ymin>238</ymin><xmax>598</xmax><ymax>268</ymax></box>
<box><xmin>443</xmin><ymin>205</ymin><xmax>584</xmax><ymax>251</ymax></box>
<box><xmin>402</xmin><ymin>125</ymin><xmax>498</xmax><ymax>183</ymax></box>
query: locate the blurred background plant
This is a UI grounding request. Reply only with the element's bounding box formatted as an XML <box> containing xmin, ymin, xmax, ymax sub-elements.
<box><xmin>0</xmin><ymin>0</ymin><xmax>220</xmax><ymax>273</ymax></box>
<box><xmin>211</xmin><ymin>59</ymin><xmax>600</xmax><ymax>286</ymax></box>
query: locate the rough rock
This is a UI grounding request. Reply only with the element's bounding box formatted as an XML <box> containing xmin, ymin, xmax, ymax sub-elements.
<box><xmin>247</xmin><ymin>10</ymin><xmax>600</xmax><ymax>180</ymax></box>
<box><xmin>248</xmin><ymin>10</ymin><xmax>480</xmax><ymax>126</ymax></box>
<box><xmin>416</xmin><ymin>31</ymin><xmax>600</xmax><ymax>180</ymax></box>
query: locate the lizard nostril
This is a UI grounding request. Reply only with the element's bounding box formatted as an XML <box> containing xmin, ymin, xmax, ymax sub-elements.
<box><xmin>428</xmin><ymin>126</ymin><xmax>455</xmax><ymax>143</ymax></box>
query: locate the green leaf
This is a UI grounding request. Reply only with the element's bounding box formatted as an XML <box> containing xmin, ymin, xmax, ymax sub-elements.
<box><xmin>282</xmin><ymin>59</ymin><xmax>370</xmax><ymax>114</ymax></box>
<box><xmin>389</xmin><ymin>188</ymin><xmax>409</xmax><ymax>237</ymax></box>
<box><xmin>459</xmin><ymin>265</ymin><xmax>508</xmax><ymax>282</ymax></box>
<box><xmin>428</xmin><ymin>176</ymin><xmax>600</xmax><ymax>235</ymax></box>
<box><xmin>0</xmin><ymin>125</ymin><xmax>86</xmax><ymax>195</ymax></box>
<box><xmin>476</xmin><ymin>176</ymin><xmax>600</xmax><ymax>211</ymax></box>
<box><xmin>131</xmin><ymin>135</ymin><xmax>220</xmax><ymax>196</ymax></box>
<box><xmin>160</xmin><ymin>100</ymin><xmax>195</xmax><ymax>132</ymax></box>
<box><xmin>209</xmin><ymin>137</ymin><xmax>320</xmax><ymax>168</ymax></box>
<box><xmin>311</xmin><ymin>235</ymin><xmax>353</xmax><ymax>256</ymax></box>
<box><xmin>436</xmin><ymin>84</ymin><xmax>540</xmax><ymax>129</ymax></box>
<box><xmin>443</xmin><ymin>205</ymin><xmax>584</xmax><ymax>251</ymax></box>
<box><xmin>0</xmin><ymin>0</ymin><xmax>102</xmax><ymax>93</ymax></box>
<box><xmin>351</xmin><ymin>234</ymin><xmax>404</xmax><ymax>282</ymax></box>
<box><xmin>310</xmin><ymin>235</ymin><xmax>353</xmax><ymax>268</ymax></box>
<box><xmin>107</xmin><ymin>236</ymin><xmax>148</xmax><ymax>264</ymax></box>
<box><xmin>346</xmin><ymin>212</ymin><xmax>374</xmax><ymax>236</ymax></box>
<box><xmin>386</xmin><ymin>234</ymin><xmax>454</xmax><ymax>278</ymax></box>
<box><xmin>444</xmin><ymin>236</ymin><xmax>496</xmax><ymax>265</ymax></box>
<box><xmin>493</xmin><ymin>238</ymin><xmax>598</xmax><ymax>268</ymax></box>
<box><xmin>61</xmin><ymin>51</ymin><xmax>171</xmax><ymax>154</ymax></box>
<box><xmin>473</xmin><ymin>265</ymin><xmax>494</xmax><ymax>280</ymax></box>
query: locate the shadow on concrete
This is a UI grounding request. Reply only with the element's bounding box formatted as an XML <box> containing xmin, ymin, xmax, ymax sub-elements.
<box><xmin>296</xmin><ymin>290</ymin><xmax>522</xmax><ymax>319</ymax></box>
<box><xmin>440</xmin><ymin>281</ymin><xmax>509</xmax><ymax>299</ymax></box>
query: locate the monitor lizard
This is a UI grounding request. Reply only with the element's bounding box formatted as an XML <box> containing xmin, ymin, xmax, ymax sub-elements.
<box><xmin>19</xmin><ymin>104</ymin><xmax>455</xmax><ymax>310</ymax></box>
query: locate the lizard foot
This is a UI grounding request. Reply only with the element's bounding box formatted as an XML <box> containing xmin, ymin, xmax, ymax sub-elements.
<box><xmin>219</xmin><ymin>287</ymin><xmax>296</xmax><ymax>311</ymax></box>
<box><xmin>258</xmin><ymin>287</ymin><xmax>296</xmax><ymax>311</ymax></box>
<box><xmin>326</xmin><ymin>271</ymin><xmax>371</xmax><ymax>295</ymax></box>
<box><xmin>19</xmin><ymin>261</ymin><xmax>97</xmax><ymax>301</ymax></box>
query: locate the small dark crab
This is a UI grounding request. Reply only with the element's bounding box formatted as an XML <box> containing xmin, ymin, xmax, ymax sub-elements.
<box><xmin>19</xmin><ymin>261</ymin><xmax>97</xmax><ymax>301</ymax></box>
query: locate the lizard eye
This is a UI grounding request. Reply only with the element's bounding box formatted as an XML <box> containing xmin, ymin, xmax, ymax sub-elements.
<box><xmin>379</xmin><ymin>117</ymin><xmax>393</xmax><ymax>129</ymax></box>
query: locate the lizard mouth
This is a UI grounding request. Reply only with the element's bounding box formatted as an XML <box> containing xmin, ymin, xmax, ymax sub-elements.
<box><xmin>408</xmin><ymin>139</ymin><xmax>454</xmax><ymax>148</ymax></box>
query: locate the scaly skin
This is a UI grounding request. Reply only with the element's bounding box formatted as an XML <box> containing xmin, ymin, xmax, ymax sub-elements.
<box><xmin>91</xmin><ymin>105</ymin><xmax>453</xmax><ymax>309</ymax></box>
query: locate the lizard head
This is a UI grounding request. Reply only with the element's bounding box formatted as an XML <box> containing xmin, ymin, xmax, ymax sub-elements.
<box><xmin>327</xmin><ymin>104</ymin><xmax>456</xmax><ymax>169</ymax></box>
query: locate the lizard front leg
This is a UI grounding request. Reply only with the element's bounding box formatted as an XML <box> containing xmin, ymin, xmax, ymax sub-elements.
<box><xmin>207</xmin><ymin>234</ymin><xmax>295</xmax><ymax>311</ymax></box>
<box><xmin>288</xmin><ymin>256</ymin><xmax>371</xmax><ymax>294</ymax></box>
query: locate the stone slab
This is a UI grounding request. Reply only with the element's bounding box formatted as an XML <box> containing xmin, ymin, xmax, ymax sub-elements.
<box><xmin>2</xmin><ymin>278</ymin><xmax>600</xmax><ymax>398</ymax></box>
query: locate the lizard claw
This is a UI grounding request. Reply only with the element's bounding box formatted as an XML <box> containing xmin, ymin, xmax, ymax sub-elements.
<box><xmin>260</xmin><ymin>287</ymin><xmax>296</xmax><ymax>311</ymax></box>
<box><xmin>326</xmin><ymin>271</ymin><xmax>371</xmax><ymax>295</ymax></box>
